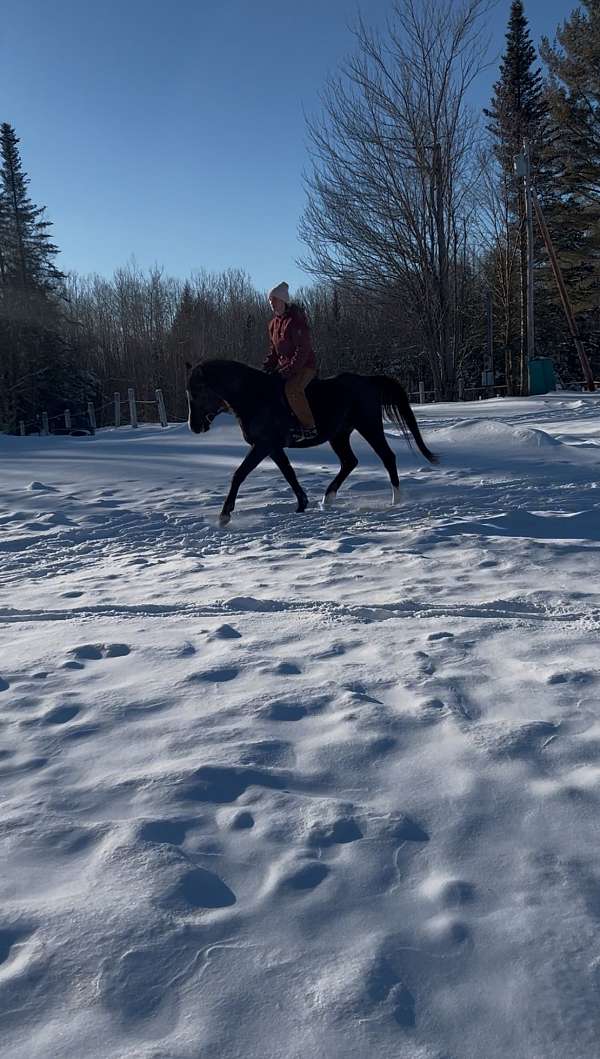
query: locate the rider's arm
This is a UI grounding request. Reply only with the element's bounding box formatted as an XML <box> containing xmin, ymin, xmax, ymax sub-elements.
<box><xmin>281</xmin><ymin>318</ymin><xmax>311</xmax><ymax>377</ymax></box>
<box><xmin>263</xmin><ymin>321</ymin><xmax>279</xmax><ymax>372</ymax></box>
<box><xmin>263</xmin><ymin>344</ymin><xmax>278</xmax><ymax>372</ymax></box>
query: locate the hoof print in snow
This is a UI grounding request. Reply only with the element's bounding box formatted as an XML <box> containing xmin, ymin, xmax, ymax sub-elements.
<box><xmin>43</xmin><ymin>704</ymin><xmax>80</xmax><ymax>725</ymax></box>
<box><xmin>445</xmin><ymin>880</ymin><xmax>476</xmax><ymax>907</ymax></box>
<box><xmin>72</xmin><ymin>644</ymin><xmax>104</xmax><ymax>660</ymax></box>
<box><xmin>62</xmin><ymin>660</ymin><xmax>85</xmax><ymax>671</ymax></box>
<box><xmin>265</xmin><ymin>701</ymin><xmax>307</xmax><ymax>722</ymax></box>
<box><xmin>428</xmin><ymin>879</ymin><xmax>476</xmax><ymax>909</ymax></box>
<box><xmin>138</xmin><ymin>819</ymin><xmax>190</xmax><ymax>845</ymax></box>
<box><xmin>181</xmin><ymin>765</ymin><xmax>285</xmax><ymax>804</ymax></box>
<box><xmin>229</xmin><ymin>811</ymin><xmax>255</xmax><ymax>831</ymax></box>
<box><xmin>418</xmin><ymin>698</ymin><xmax>448</xmax><ymax>723</ymax></box>
<box><xmin>0</xmin><ymin>676</ymin><xmax>9</xmax><ymax>692</ymax></box>
<box><xmin>547</xmin><ymin>670</ymin><xmax>596</xmax><ymax>687</ymax></box>
<box><xmin>264</xmin><ymin>694</ymin><xmax>329</xmax><ymax>722</ymax></box>
<box><xmin>422</xmin><ymin>917</ymin><xmax>471</xmax><ymax>953</ymax></box>
<box><xmin>105</xmin><ymin>643</ymin><xmax>131</xmax><ymax>658</ymax></box>
<box><xmin>414</xmin><ymin>651</ymin><xmax>436</xmax><ymax>676</ymax></box>
<box><xmin>271</xmin><ymin>661</ymin><xmax>302</xmax><ymax>676</ymax></box>
<box><xmin>308</xmin><ymin>817</ymin><xmax>362</xmax><ymax>847</ymax></box>
<box><xmin>69</xmin><ymin>643</ymin><xmax>131</xmax><ymax>662</ymax></box>
<box><xmin>211</xmin><ymin>624</ymin><xmax>242</xmax><ymax>640</ymax></box>
<box><xmin>164</xmin><ymin>868</ymin><xmax>236</xmax><ymax>910</ymax></box>
<box><xmin>387</xmin><ymin>814</ymin><xmax>430</xmax><ymax>843</ymax></box>
<box><xmin>364</xmin><ymin>957</ymin><xmax>416</xmax><ymax>1029</ymax></box>
<box><xmin>238</xmin><ymin>739</ymin><xmax>295</xmax><ymax>768</ymax></box>
<box><xmin>427</xmin><ymin>631</ymin><xmax>455</xmax><ymax>642</ymax></box>
<box><xmin>0</xmin><ymin>927</ymin><xmax>31</xmax><ymax>967</ymax></box>
<box><xmin>278</xmin><ymin>861</ymin><xmax>329</xmax><ymax>894</ymax></box>
<box><xmin>187</xmin><ymin>667</ymin><xmax>239</xmax><ymax>684</ymax></box>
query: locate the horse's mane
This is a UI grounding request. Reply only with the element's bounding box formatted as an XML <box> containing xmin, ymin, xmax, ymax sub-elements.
<box><xmin>202</xmin><ymin>358</ymin><xmax>262</xmax><ymax>375</ymax></box>
<box><xmin>191</xmin><ymin>358</ymin><xmax>265</xmax><ymax>387</ymax></box>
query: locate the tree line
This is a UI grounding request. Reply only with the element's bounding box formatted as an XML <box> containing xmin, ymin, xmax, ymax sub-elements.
<box><xmin>1</xmin><ymin>0</ymin><xmax>598</xmax><ymax>432</ymax></box>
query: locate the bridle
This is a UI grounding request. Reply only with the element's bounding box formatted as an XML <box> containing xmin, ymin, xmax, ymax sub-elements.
<box><xmin>186</xmin><ymin>387</ymin><xmax>228</xmax><ymax>428</ymax></box>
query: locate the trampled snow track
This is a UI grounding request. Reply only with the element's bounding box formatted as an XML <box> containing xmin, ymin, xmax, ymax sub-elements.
<box><xmin>2</xmin><ymin>399</ymin><xmax>600</xmax><ymax>1059</ymax></box>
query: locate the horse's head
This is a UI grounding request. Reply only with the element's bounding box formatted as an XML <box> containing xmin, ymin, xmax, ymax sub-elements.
<box><xmin>186</xmin><ymin>363</ymin><xmax>226</xmax><ymax>434</ymax></box>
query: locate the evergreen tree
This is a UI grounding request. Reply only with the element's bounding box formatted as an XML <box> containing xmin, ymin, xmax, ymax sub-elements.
<box><xmin>484</xmin><ymin>0</ymin><xmax>550</xmax><ymax>394</ymax></box>
<box><xmin>0</xmin><ymin>123</ymin><xmax>63</xmax><ymax>294</ymax></box>
<box><xmin>0</xmin><ymin>124</ymin><xmax>95</xmax><ymax>432</ymax></box>
<box><xmin>170</xmin><ymin>281</ymin><xmax>197</xmax><ymax>364</ymax></box>
<box><xmin>540</xmin><ymin>1</ymin><xmax>600</xmax><ymax>380</ymax></box>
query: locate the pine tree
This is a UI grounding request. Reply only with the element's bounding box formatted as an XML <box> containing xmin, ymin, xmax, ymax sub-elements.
<box><xmin>540</xmin><ymin>1</ymin><xmax>600</xmax><ymax>380</ymax></box>
<box><xmin>170</xmin><ymin>282</ymin><xmax>197</xmax><ymax>363</ymax></box>
<box><xmin>484</xmin><ymin>0</ymin><xmax>550</xmax><ymax>394</ymax></box>
<box><xmin>0</xmin><ymin>124</ymin><xmax>95</xmax><ymax>432</ymax></box>
<box><xmin>0</xmin><ymin>123</ymin><xmax>63</xmax><ymax>295</ymax></box>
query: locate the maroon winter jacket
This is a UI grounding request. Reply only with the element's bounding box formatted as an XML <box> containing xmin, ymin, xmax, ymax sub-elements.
<box><xmin>263</xmin><ymin>305</ymin><xmax>317</xmax><ymax>378</ymax></box>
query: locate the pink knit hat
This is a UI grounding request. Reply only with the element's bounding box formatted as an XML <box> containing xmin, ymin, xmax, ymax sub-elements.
<box><xmin>268</xmin><ymin>281</ymin><xmax>290</xmax><ymax>304</ymax></box>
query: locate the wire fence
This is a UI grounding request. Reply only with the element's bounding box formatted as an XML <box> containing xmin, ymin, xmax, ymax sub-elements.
<box><xmin>408</xmin><ymin>382</ymin><xmax>509</xmax><ymax>404</ymax></box>
<box><xmin>16</xmin><ymin>388</ymin><xmax>172</xmax><ymax>437</ymax></box>
<box><xmin>15</xmin><ymin>374</ymin><xmax>595</xmax><ymax>438</ymax></box>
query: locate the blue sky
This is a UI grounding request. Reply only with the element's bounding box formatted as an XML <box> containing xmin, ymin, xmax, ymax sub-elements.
<box><xmin>1</xmin><ymin>0</ymin><xmax>575</xmax><ymax>296</ymax></box>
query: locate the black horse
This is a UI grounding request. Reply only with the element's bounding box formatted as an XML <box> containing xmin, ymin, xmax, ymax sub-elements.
<box><xmin>186</xmin><ymin>359</ymin><xmax>437</xmax><ymax>525</ymax></box>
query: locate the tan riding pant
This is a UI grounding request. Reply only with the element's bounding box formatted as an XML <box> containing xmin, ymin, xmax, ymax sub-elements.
<box><xmin>284</xmin><ymin>369</ymin><xmax>316</xmax><ymax>428</ymax></box>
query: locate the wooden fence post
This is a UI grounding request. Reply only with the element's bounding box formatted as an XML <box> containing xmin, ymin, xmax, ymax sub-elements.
<box><xmin>128</xmin><ymin>388</ymin><xmax>138</xmax><ymax>428</ymax></box>
<box><xmin>41</xmin><ymin>412</ymin><xmax>49</xmax><ymax>435</ymax></box>
<box><xmin>64</xmin><ymin>409</ymin><xmax>72</xmax><ymax>431</ymax></box>
<box><xmin>87</xmin><ymin>401</ymin><xmax>97</xmax><ymax>434</ymax></box>
<box><xmin>418</xmin><ymin>382</ymin><xmax>425</xmax><ymax>404</ymax></box>
<box><xmin>114</xmin><ymin>392</ymin><xmax>121</xmax><ymax>428</ymax></box>
<box><xmin>19</xmin><ymin>420</ymin><xmax>25</xmax><ymax>436</ymax></box>
<box><xmin>155</xmin><ymin>388</ymin><xmax>168</xmax><ymax>427</ymax></box>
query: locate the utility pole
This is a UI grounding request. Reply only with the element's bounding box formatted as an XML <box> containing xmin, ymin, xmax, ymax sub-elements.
<box><xmin>514</xmin><ymin>141</ymin><xmax>595</xmax><ymax>393</ymax></box>
<box><xmin>486</xmin><ymin>288</ymin><xmax>494</xmax><ymax>384</ymax></box>
<box><xmin>514</xmin><ymin>141</ymin><xmax>536</xmax><ymax>369</ymax></box>
<box><xmin>531</xmin><ymin>186</ymin><xmax>596</xmax><ymax>392</ymax></box>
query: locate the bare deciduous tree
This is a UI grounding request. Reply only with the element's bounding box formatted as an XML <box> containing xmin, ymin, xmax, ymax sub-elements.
<box><xmin>300</xmin><ymin>0</ymin><xmax>491</xmax><ymax>398</ymax></box>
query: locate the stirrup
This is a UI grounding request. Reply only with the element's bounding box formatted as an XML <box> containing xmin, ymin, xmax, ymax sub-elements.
<box><xmin>291</xmin><ymin>425</ymin><xmax>318</xmax><ymax>443</ymax></box>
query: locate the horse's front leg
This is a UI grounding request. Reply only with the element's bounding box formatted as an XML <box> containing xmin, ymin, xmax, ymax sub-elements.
<box><xmin>220</xmin><ymin>444</ymin><xmax>270</xmax><ymax>526</ymax></box>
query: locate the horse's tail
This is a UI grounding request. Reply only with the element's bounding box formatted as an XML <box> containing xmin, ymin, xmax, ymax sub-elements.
<box><xmin>374</xmin><ymin>375</ymin><xmax>438</xmax><ymax>464</ymax></box>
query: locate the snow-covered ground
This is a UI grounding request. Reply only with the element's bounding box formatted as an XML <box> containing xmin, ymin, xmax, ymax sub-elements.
<box><xmin>1</xmin><ymin>392</ymin><xmax>600</xmax><ymax>1059</ymax></box>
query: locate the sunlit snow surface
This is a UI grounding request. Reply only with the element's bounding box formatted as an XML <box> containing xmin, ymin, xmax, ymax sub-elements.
<box><xmin>1</xmin><ymin>392</ymin><xmax>600</xmax><ymax>1059</ymax></box>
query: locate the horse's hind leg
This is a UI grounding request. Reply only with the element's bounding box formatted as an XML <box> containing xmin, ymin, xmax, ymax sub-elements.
<box><xmin>271</xmin><ymin>449</ymin><xmax>308</xmax><ymax>513</ymax></box>
<box><xmin>324</xmin><ymin>433</ymin><xmax>359</xmax><ymax>506</ymax></box>
<box><xmin>355</xmin><ymin>421</ymin><xmax>400</xmax><ymax>504</ymax></box>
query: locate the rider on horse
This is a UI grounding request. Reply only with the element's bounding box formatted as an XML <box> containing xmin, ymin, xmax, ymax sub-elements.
<box><xmin>264</xmin><ymin>282</ymin><xmax>318</xmax><ymax>443</ymax></box>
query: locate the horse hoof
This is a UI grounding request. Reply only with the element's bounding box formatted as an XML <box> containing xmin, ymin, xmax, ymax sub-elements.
<box><xmin>391</xmin><ymin>486</ymin><xmax>401</xmax><ymax>506</ymax></box>
<box><xmin>219</xmin><ymin>513</ymin><xmax>231</xmax><ymax>527</ymax></box>
<box><xmin>322</xmin><ymin>492</ymin><xmax>337</xmax><ymax>508</ymax></box>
